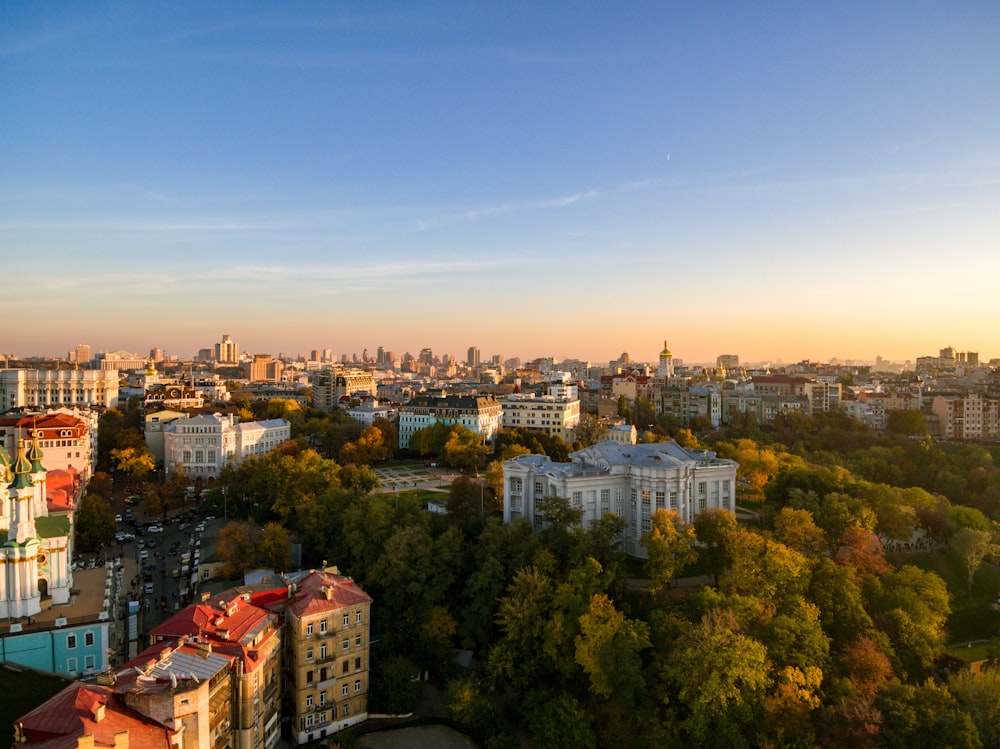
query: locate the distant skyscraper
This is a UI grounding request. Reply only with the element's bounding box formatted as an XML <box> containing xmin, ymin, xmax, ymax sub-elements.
<box><xmin>467</xmin><ymin>346</ymin><xmax>480</xmax><ymax>368</ymax></box>
<box><xmin>419</xmin><ymin>347</ymin><xmax>434</xmax><ymax>365</ymax></box>
<box><xmin>215</xmin><ymin>334</ymin><xmax>239</xmax><ymax>364</ymax></box>
<box><xmin>72</xmin><ymin>343</ymin><xmax>91</xmax><ymax>365</ymax></box>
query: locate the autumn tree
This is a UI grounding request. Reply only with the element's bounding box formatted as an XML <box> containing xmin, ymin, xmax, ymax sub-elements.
<box><xmin>75</xmin><ymin>494</ymin><xmax>117</xmax><ymax>552</ymax></box>
<box><xmin>111</xmin><ymin>445</ymin><xmax>156</xmax><ymax>485</ymax></box>
<box><xmin>217</xmin><ymin>520</ymin><xmax>262</xmax><ymax>577</ymax></box>
<box><xmin>256</xmin><ymin>522</ymin><xmax>293</xmax><ymax>572</ymax></box>
<box><xmin>951</xmin><ymin>526</ymin><xmax>996</xmax><ymax>595</ymax></box>
<box><xmin>574</xmin><ymin>593</ymin><xmax>651</xmax><ymax>706</ymax></box>
<box><xmin>641</xmin><ymin>510</ymin><xmax>696</xmax><ymax>597</ymax></box>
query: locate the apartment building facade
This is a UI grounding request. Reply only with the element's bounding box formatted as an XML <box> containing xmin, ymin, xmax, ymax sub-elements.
<box><xmin>284</xmin><ymin>570</ymin><xmax>373</xmax><ymax>744</ymax></box>
<box><xmin>397</xmin><ymin>394</ymin><xmax>502</xmax><ymax>449</ymax></box>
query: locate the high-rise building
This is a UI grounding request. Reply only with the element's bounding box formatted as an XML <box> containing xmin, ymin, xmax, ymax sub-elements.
<box><xmin>71</xmin><ymin>343</ymin><xmax>91</xmax><ymax>365</ymax></box>
<box><xmin>215</xmin><ymin>334</ymin><xmax>240</xmax><ymax>364</ymax></box>
<box><xmin>467</xmin><ymin>346</ymin><xmax>480</xmax><ymax>368</ymax></box>
<box><xmin>418</xmin><ymin>348</ymin><xmax>434</xmax><ymax>365</ymax></box>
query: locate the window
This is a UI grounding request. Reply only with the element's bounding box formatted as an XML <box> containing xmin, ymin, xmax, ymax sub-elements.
<box><xmin>342</xmin><ymin>638</ymin><xmax>349</xmax><ymax>650</ymax></box>
<box><xmin>343</xmin><ymin>705</ymin><xmax>350</xmax><ymax>717</ymax></box>
<box><xmin>354</xmin><ymin>679</ymin><xmax>361</xmax><ymax>692</ymax></box>
<box><xmin>305</xmin><ymin>714</ymin><xmax>313</xmax><ymax>728</ymax></box>
<box><xmin>320</xmin><ymin>619</ymin><xmax>327</xmax><ymax>634</ymax></box>
<box><xmin>67</xmin><ymin>657</ymin><xmax>78</xmax><ymax>673</ymax></box>
<box><xmin>655</xmin><ymin>491</ymin><xmax>665</xmax><ymax>510</ymax></box>
<box><xmin>669</xmin><ymin>491</ymin><xmax>678</xmax><ymax>509</ymax></box>
<box><xmin>343</xmin><ymin>614</ymin><xmax>350</xmax><ymax>627</ymax></box>
<box><xmin>85</xmin><ymin>632</ymin><xmax>94</xmax><ymax>647</ymax></box>
<box><xmin>306</xmin><ymin>671</ymin><xmax>314</xmax><ymax>684</ymax></box>
<box><xmin>356</xmin><ymin>611</ymin><xmax>362</xmax><ymax>624</ymax></box>
<box><xmin>641</xmin><ymin>490</ymin><xmax>651</xmax><ymax>508</ymax></box>
<box><xmin>342</xmin><ymin>684</ymin><xmax>349</xmax><ymax>696</ymax></box>
<box><xmin>307</xmin><ymin>648</ymin><xmax>314</xmax><ymax>661</ymax></box>
<box><xmin>307</xmin><ymin>622</ymin><xmax>314</xmax><ymax>636</ymax></box>
<box><xmin>85</xmin><ymin>655</ymin><xmax>95</xmax><ymax>670</ymax></box>
<box><xmin>306</xmin><ymin>695</ymin><xmax>314</xmax><ymax>708</ymax></box>
<box><xmin>342</xmin><ymin>661</ymin><xmax>349</xmax><ymax>674</ymax></box>
<box><xmin>320</xmin><ymin>645</ymin><xmax>327</xmax><ymax>660</ymax></box>
<box><xmin>67</xmin><ymin>635</ymin><xmax>77</xmax><ymax>649</ymax></box>
<box><xmin>319</xmin><ymin>692</ymin><xmax>326</xmax><ymax>706</ymax></box>
<box><xmin>355</xmin><ymin>657</ymin><xmax>362</xmax><ymax>670</ymax></box>
<box><xmin>354</xmin><ymin>635</ymin><xmax>361</xmax><ymax>648</ymax></box>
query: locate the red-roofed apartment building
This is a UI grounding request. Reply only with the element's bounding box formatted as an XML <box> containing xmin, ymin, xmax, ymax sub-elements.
<box><xmin>146</xmin><ymin>590</ymin><xmax>284</xmax><ymax>749</ymax></box>
<box><xmin>13</xmin><ymin>680</ymin><xmax>176</xmax><ymax>748</ymax></box>
<box><xmin>0</xmin><ymin>412</ymin><xmax>94</xmax><ymax>485</ymax></box>
<box><xmin>283</xmin><ymin>569</ymin><xmax>372</xmax><ymax>744</ymax></box>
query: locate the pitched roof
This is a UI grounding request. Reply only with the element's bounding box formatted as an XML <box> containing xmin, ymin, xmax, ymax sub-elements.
<box><xmin>15</xmin><ymin>681</ymin><xmax>173</xmax><ymax>749</ymax></box>
<box><xmin>287</xmin><ymin>570</ymin><xmax>372</xmax><ymax>619</ymax></box>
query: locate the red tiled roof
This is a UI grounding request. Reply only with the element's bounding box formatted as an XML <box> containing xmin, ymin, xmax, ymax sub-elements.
<box><xmin>287</xmin><ymin>570</ymin><xmax>372</xmax><ymax>619</ymax></box>
<box><xmin>15</xmin><ymin>682</ymin><xmax>173</xmax><ymax>749</ymax></box>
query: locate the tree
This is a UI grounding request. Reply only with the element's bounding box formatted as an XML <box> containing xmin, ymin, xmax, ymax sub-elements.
<box><xmin>255</xmin><ymin>522</ymin><xmax>293</xmax><ymax>572</ymax></box>
<box><xmin>369</xmin><ymin>654</ymin><xmax>420</xmax><ymax>715</ymax></box>
<box><xmin>75</xmin><ymin>494</ymin><xmax>117</xmax><ymax>552</ymax></box>
<box><xmin>693</xmin><ymin>508</ymin><xmax>739</xmax><ymax>583</ymax></box>
<box><xmin>217</xmin><ymin>521</ymin><xmax>261</xmax><ymax>577</ymax></box>
<box><xmin>442</xmin><ymin>425</ymin><xmax>491</xmax><ymax>471</ymax></box>
<box><xmin>951</xmin><ymin>526</ymin><xmax>996</xmax><ymax>596</ymax></box>
<box><xmin>641</xmin><ymin>510</ymin><xmax>696</xmax><ymax>596</ymax></box>
<box><xmin>524</xmin><ymin>691</ymin><xmax>596</xmax><ymax>749</ymax></box>
<box><xmin>773</xmin><ymin>507</ymin><xmax>828</xmax><ymax>556</ymax></box>
<box><xmin>111</xmin><ymin>445</ymin><xmax>156</xmax><ymax>484</ymax></box>
<box><xmin>886</xmin><ymin>409</ymin><xmax>928</xmax><ymax>436</ymax></box>
<box><xmin>445</xmin><ymin>676</ymin><xmax>498</xmax><ymax>743</ymax></box>
<box><xmin>663</xmin><ymin>609</ymin><xmax>772</xmax><ymax>744</ymax></box>
<box><xmin>573</xmin><ymin>414</ymin><xmax>608</xmax><ymax>447</ymax></box>
<box><xmin>949</xmin><ymin>668</ymin><xmax>1000</xmax><ymax>749</ymax></box>
<box><xmin>574</xmin><ymin>593</ymin><xmax>650</xmax><ymax>706</ymax></box>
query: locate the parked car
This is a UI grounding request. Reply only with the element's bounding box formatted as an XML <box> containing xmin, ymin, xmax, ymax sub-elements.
<box><xmin>115</xmin><ymin>514</ymin><xmax>122</xmax><ymax>523</ymax></box>
<box><xmin>147</xmin><ymin>525</ymin><xmax>163</xmax><ymax>533</ymax></box>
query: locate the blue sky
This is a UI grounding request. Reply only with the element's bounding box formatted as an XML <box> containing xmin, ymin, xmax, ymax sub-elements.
<box><xmin>2</xmin><ymin>2</ymin><xmax>999</xmax><ymax>365</ymax></box>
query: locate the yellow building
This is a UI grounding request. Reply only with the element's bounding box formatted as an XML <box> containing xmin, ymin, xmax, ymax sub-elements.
<box><xmin>285</xmin><ymin>569</ymin><xmax>373</xmax><ymax>744</ymax></box>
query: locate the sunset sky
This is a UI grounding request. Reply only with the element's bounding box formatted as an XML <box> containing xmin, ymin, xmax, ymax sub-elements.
<box><xmin>3</xmin><ymin>2</ymin><xmax>999</xmax><ymax>365</ymax></box>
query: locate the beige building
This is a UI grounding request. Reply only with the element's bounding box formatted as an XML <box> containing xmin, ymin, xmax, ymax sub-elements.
<box><xmin>285</xmin><ymin>569</ymin><xmax>373</xmax><ymax>744</ymax></box>
<box><xmin>0</xmin><ymin>368</ymin><xmax>119</xmax><ymax>410</ymax></box>
<box><xmin>311</xmin><ymin>370</ymin><xmax>377</xmax><ymax>413</ymax></box>
<box><xmin>500</xmin><ymin>394</ymin><xmax>581</xmax><ymax>442</ymax></box>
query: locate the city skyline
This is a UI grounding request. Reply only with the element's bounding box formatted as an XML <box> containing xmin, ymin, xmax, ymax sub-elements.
<box><xmin>3</xmin><ymin>3</ymin><xmax>999</xmax><ymax>363</ymax></box>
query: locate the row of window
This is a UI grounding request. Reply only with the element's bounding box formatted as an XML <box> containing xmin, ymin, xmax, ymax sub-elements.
<box><xmin>305</xmin><ymin>610</ymin><xmax>363</xmax><ymax>637</ymax></box>
<box><xmin>305</xmin><ymin>679</ymin><xmax>363</xmax><ymax>708</ymax></box>
<box><xmin>66</xmin><ymin>632</ymin><xmax>95</xmax><ymax>649</ymax></box>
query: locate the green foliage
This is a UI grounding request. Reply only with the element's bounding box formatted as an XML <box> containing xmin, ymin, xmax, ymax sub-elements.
<box><xmin>493</xmin><ymin>428</ymin><xmax>570</xmax><ymax>462</ymax></box>
<box><xmin>524</xmin><ymin>691</ymin><xmax>596</xmax><ymax>749</ymax></box>
<box><xmin>75</xmin><ymin>493</ymin><xmax>117</xmax><ymax>552</ymax></box>
<box><xmin>574</xmin><ymin>594</ymin><xmax>650</xmax><ymax>705</ymax></box>
<box><xmin>369</xmin><ymin>654</ymin><xmax>421</xmax><ymax>714</ymax></box>
<box><xmin>445</xmin><ymin>675</ymin><xmax>498</xmax><ymax>741</ymax></box>
<box><xmin>640</xmin><ymin>510</ymin><xmax>696</xmax><ymax>596</ymax></box>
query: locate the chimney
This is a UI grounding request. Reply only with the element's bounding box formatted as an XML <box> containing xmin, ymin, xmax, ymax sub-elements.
<box><xmin>324</xmin><ymin>586</ymin><xmax>333</xmax><ymax>601</ymax></box>
<box><xmin>76</xmin><ymin>736</ymin><xmax>96</xmax><ymax>749</ymax></box>
<box><xmin>92</xmin><ymin>703</ymin><xmax>106</xmax><ymax>722</ymax></box>
<box><xmin>112</xmin><ymin>730</ymin><xmax>130</xmax><ymax>748</ymax></box>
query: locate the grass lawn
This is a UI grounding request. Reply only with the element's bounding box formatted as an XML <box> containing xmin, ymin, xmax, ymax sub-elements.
<box><xmin>0</xmin><ymin>666</ymin><xmax>71</xmax><ymax>749</ymax></box>
<box><xmin>888</xmin><ymin>548</ymin><xmax>1000</xmax><ymax>646</ymax></box>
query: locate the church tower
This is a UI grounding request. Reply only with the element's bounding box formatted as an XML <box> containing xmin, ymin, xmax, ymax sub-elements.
<box><xmin>2</xmin><ymin>439</ymin><xmax>42</xmax><ymax>619</ymax></box>
<box><xmin>657</xmin><ymin>339</ymin><xmax>675</xmax><ymax>379</ymax></box>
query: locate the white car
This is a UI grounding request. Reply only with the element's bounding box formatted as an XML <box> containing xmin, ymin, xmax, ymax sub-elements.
<box><xmin>147</xmin><ymin>525</ymin><xmax>163</xmax><ymax>533</ymax></box>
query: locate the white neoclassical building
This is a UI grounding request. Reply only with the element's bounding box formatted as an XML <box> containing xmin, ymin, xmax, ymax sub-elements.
<box><xmin>0</xmin><ymin>369</ymin><xmax>119</xmax><ymax>410</ymax></box>
<box><xmin>503</xmin><ymin>440</ymin><xmax>738</xmax><ymax>558</ymax></box>
<box><xmin>162</xmin><ymin>413</ymin><xmax>291</xmax><ymax>478</ymax></box>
